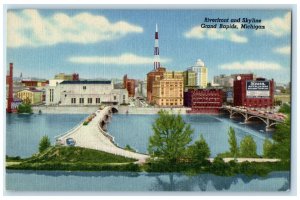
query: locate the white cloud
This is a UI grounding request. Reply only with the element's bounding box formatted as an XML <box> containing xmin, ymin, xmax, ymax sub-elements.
<box><xmin>256</xmin><ymin>12</ymin><xmax>291</xmax><ymax>37</ymax></box>
<box><xmin>219</xmin><ymin>61</ymin><xmax>283</xmax><ymax>70</ymax></box>
<box><xmin>184</xmin><ymin>25</ymin><xmax>248</xmax><ymax>43</ymax></box>
<box><xmin>68</xmin><ymin>53</ymin><xmax>171</xmax><ymax>65</ymax></box>
<box><xmin>7</xmin><ymin>9</ymin><xmax>143</xmax><ymax>48</ymax></box>
<box><xmin>273</xmin><ymin>46</ymin><xmax>291</xmax><ymax>55</ymax></box>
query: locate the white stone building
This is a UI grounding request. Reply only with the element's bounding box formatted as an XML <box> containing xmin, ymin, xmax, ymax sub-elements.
<box><xmin>188</xmin><ymin>59</ymin><xmax>208</xmax><ymax>88</ymax></box>
<box><xmin>45</xmin><ymin>80</ymin><xmax>128</xmax><ymax>106</ymax></box>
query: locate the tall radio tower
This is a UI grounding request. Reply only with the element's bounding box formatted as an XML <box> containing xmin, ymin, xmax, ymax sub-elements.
<box><xmin>153</xmin><ymin>24</ymin><xmax>160</xmax><ymax>70</ymax></box>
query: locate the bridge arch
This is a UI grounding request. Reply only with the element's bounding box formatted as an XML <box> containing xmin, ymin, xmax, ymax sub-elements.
<box><xmin>247</xmin><ymin>115</ymin><xmax>267</xmax><ymax>125</ymax></box>
<box><xmin>269</xmin><ymin>122</ymin><xmax>280</xmax><ymax>127</ymax></box>
<box><xmin>221</xmin><ymin>108</ymin><xmax>232</xmax><ymax>115</ymax></box>
<box><xmin>231</xmin><ymin>111</ymin><xmax>247</xmax><ymax>119</ymax></box>
<box><xmin>111</xmin><ymin>107</ymin><xmax>118</xmax><ymax>113</ymax></box>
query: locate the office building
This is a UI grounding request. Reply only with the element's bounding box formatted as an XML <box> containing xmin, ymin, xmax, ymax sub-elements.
<box><xmin>152</xmin><ymin>71</ymin><xmax>184</xmax><ymax>107</ymax></box>
<box><xmin>123</xmin><ymin>75</ymin><xmax>136</xmax><ymax>97</ymax></box>
<box><xmin>45</xmin><ymin>80</ymin><xmax>128</xmax><ymax>106</ymax></box>
<box><xmin>184</xmin><ymin>89</ymin><xmax>224</xmax><ymax>113</ymax></box>
<box><xmin>233</xmin><ymin>74</ymin><xmax>274</xmax><ymax>108</ymax></box>
<box><xmin>188</xmin><ymin>59</ymin><xmax>208</xmax><ymax>88</ymax></box>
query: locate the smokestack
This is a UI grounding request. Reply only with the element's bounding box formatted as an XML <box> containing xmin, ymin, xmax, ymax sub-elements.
<box><xmin>153</xmin><ymin>24</ymin><xmax>160</xmax><ymax>70</ymax></box>
<box><xmin>7</xmin><ymin>63</ymin><xmax>13</xmax><ymax>113</ymax></box>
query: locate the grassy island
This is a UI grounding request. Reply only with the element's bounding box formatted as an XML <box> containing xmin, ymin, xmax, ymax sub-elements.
<box><xmin>6</xmin><ymin>146</ymin><xmax>139</xmax><ymax>172</ymax></box>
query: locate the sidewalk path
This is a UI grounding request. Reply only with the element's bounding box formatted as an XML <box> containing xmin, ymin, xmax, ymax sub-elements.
<box><xmin>208</xmin><ymin>158</ymin><xmax>280</xmax><ymax>163</ymax></box>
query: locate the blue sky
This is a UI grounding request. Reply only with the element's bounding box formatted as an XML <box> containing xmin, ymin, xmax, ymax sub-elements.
<box><xmin>7</xmin><ymin>9</ymin><xmax>291</xmax><ymax>84</ymax></box>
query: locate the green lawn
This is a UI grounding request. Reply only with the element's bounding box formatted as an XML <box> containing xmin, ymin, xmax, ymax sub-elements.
<box><xmin>28</xmin><ymin>146</ymin><xmax>137</xmax><ymax>163</ymax></box>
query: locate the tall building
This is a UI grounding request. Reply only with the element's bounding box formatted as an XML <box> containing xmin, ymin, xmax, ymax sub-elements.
<box><xmin>147</xmin><ymin>67</ymin><xmax>166</xmax><ymax>103</ymax></box>
<box><xmin>183</xmin><ymin>70</ymin><xmax>197</xmax><ymax>89</ymax></box>
<box><xmin>213</xmin><ymin>74</ymin><xmax>234</xmax><ymax>88</ymax></box>
<box><xmin>188</xmin><ymin>59</ymin><xmax>208</xmax><ymax>88</ymax></box>
<box><xmin>123</xmin><ymin>74</ymin><xmax>136</xmax><ymax>97</ymax></box>
<box><xmin>152</xmin><ymin>71</ymin><xmax>184</xmax><ymax>107</ymax></box>
<box><xmin>233</xmin><ymin>74</ymin><xmax>274</xmax><ymax>108</ymax></box>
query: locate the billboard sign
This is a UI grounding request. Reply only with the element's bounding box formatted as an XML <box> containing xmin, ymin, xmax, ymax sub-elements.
<box><xmin>246</xmin><ymin>81</ymin><xmax>270</xmax><ymax>97</ymax></box>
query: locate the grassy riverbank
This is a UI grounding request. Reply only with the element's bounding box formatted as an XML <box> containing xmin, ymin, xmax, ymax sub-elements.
<box><xmin>6</xmin><ymin>146</ymin><xmax>140</xmax><ymax>172</ymax></box>
<box><xmin>6</xmin><ymin>146</ymin><xmax>289</xmax><ymax>176</ymax></box>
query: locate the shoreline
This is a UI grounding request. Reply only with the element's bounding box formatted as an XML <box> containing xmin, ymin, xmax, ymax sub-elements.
<box><xmin>31</xmin><ymin>105</ymin><xmax>220</xmax><ymax>115</ymax></box>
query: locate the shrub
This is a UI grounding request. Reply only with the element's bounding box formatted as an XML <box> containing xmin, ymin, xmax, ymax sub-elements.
<box><xmin>17</xmin><ymin>103</ymin><xmax>32</xmax><ymax>114</ymax></box>
<box><xmin>39</xmin><ymin>136</ymin><xmax>51</xmax><ymax>153</ymax></box>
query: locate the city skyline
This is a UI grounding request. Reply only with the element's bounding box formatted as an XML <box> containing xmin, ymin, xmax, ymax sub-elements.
<box><xmin>7</xmin><ymin>9</ymin><xmax>291</xmax><ymax>84</ymax></box>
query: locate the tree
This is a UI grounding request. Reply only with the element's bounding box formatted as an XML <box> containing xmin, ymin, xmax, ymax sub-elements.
<box><xmin>278</xmin><ymin>103</ymin><xmax>290</xmax><ymax>114</ymax></box>
<box><xmin>228</xmin><ymin>127</ymin><xmax>239</xmax><ymax>159</ymax></box>
<box><xmin>148</xmin><ymin>110</ymin><xmax>193</xmax><ymax>164</ymax></box>
<box><xmin>17</xmin><ymin>103</ymin><xmax>32</xmax><ymax>113</ymax></box>
<box><xmin>239</xmin><ymin>135</ymin><xmax>257</xmax><ymax>158</ymax></box>
<box><xmin>187</xmin><ymin>134</ymin><xmax>210</xmax><ymax>163</ymax></box>
<box><xmin>263</xmin><ymin>138</ymin><xmax>274</xmax><ymax>158</ymax></box>
<box><xmin>39</xmin><ymin>135</ymin><xmax>51</xmax><ymax>153</ymax></box>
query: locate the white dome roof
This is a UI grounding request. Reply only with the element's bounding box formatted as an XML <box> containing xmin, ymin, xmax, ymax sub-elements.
<box><xmin>194</xmin><ymin>59</ymin><xmax>205</xmax><ymax>67</ymax></box>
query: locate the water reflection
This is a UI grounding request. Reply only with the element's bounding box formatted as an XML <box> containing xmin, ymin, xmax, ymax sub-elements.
<box><xmin>148</xmin><ymin>172</ymin><xmax>290</xmax><ymax>192</ymax></box>
<box><xmin>6</xmin><ymin>170</ymin><xmax>290</xmax><ymax>191</ymax></box>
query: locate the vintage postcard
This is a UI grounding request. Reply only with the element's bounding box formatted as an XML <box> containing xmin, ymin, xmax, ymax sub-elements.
<box><xmin>5</xmin><ymin>7</ymin><xmax>292</xmax><ymax>192</ymax></box>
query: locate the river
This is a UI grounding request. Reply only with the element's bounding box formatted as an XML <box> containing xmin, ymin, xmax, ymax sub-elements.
<box><xmin>6</xmin><ymin>113</ymin><xmax>289</xmax><ymax>192</ymax></box>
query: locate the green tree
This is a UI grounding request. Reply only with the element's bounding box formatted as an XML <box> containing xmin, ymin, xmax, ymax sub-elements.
<box><xmin>228</xmin><ymin>127</ymin><xmax>239</xmax><ymax>159</ymax></box>
<box><xmin>148</xmin><ymin>110</ymin><xmax>193</xmax><ymax>164</ymax></box>
<box><xmin>273</xmin><ymin>114</ymin><xmax>291</xmax><ymax>143</ymax></box>
<box><xmin>187</xmin><ymin>134</ymin><xmax>210</xmax><ymax>163</ymax></box>
<box><xmin>278</xmin><ymin>103</ymin><xmax>291</xmax><ymax>114</ymax></box>
<box><xmin>239</xmin><ymin>136</ymin><xmax>257</xmax><ymax>158</ymax></box>
<box><xmin>17</xmin><ymin>103</ymin><xmax>32</xmax><ymax>113</ymax></box>
<box><xmin>263</xmin><ymin>138</ymin><xmax>274</xmax><ymax>158</ymax></box>
<box><xmin>39</xmin><ymin>136</ymin><xmax>51</xmax><ymax>153</ymax></box>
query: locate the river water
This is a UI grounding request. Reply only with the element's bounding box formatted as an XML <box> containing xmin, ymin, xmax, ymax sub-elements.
<box><xmin>6</xmin><ymin>113</ymin><xmax>289</xmax><ymax>192</ymax></box>
<box><xmin>107</xmin><ymin>114</ymin><xmax>272</xmax><ymax>157</ymax></box>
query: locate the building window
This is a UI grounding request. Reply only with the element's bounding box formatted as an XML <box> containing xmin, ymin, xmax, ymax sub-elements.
<box><xmin>96</xmin><ymin>98</ymin><xmax>100</xmax><ymax>104</ymax></box>
<box><xmin>50</xmin><ymin>89</ymin><xmax>54</xmax><ymax>102</ymax></box>
<box><xmin>79</xmin><ymin>98</ymin><xmax>84</xmax><ymax>104</ymax></box>
<box><xmin>88</xmin><ymin>98</ymin><xmax>92</xmax><ymax>104</ymax></box>
<box><xmin>71</xmin><ymin>98</ymin><xmax>76</xmax><ymax>104</ymax></box>
<box><xmin>114</xmin><ymin>96</ymin><xmax>117</xmax><ymax>100</ymax></box>
<box><xmin>83</xmin><ymin>86</ymin><xmax>86</xmax><ymax>90</ymax></box>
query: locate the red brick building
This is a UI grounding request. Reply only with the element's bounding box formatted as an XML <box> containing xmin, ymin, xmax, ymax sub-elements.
<box><xmin>233</xmin><ymin>74</ymin><xmax>274</xmax><ymax>108</ymax></box>
<box><xmin>146</xmin><ymin>67</ymin><xmax>166</xmax><ymax>103</ymax></box>
<box><xmin>123</xmin><ymin>74</ymin><xmax>136</xmax><ymax>97</ymax></box>
<box><xmin>184</xmin><ymin>89</ymin><xmax>224</xmax><ymax>113</ymax></box>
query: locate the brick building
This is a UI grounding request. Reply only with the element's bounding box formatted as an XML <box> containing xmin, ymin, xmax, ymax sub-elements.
<box><xmin>184</xmin><ymin>89</ymin><xmax>224</xmax><ymax>113</ymax></box>
<box><xmin>123</xmin><ymin>74</ymin><xmax>136</xmax><ymax>97</ymax></box>
<box><xmin>233</xmin><ymin>74</ymin><xmax>274</xmax><ymax>108</ymax></box>
<box><xmin>146</xmin><ymin>67</ymin><xmax>166</xmax><ymax>103</ymax></box>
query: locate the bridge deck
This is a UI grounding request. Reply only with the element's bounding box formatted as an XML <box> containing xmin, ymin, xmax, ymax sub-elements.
<box><xmin>56</xmin><ymin>107</ymin><xmax>149</xmax><ymax>163</ymax></box>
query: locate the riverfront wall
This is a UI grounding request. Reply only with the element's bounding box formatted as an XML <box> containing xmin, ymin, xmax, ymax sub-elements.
<box><xmin>32</xmin><ymin>105</ymin><xmax>190</xmax><ymax>115</ymax></box>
